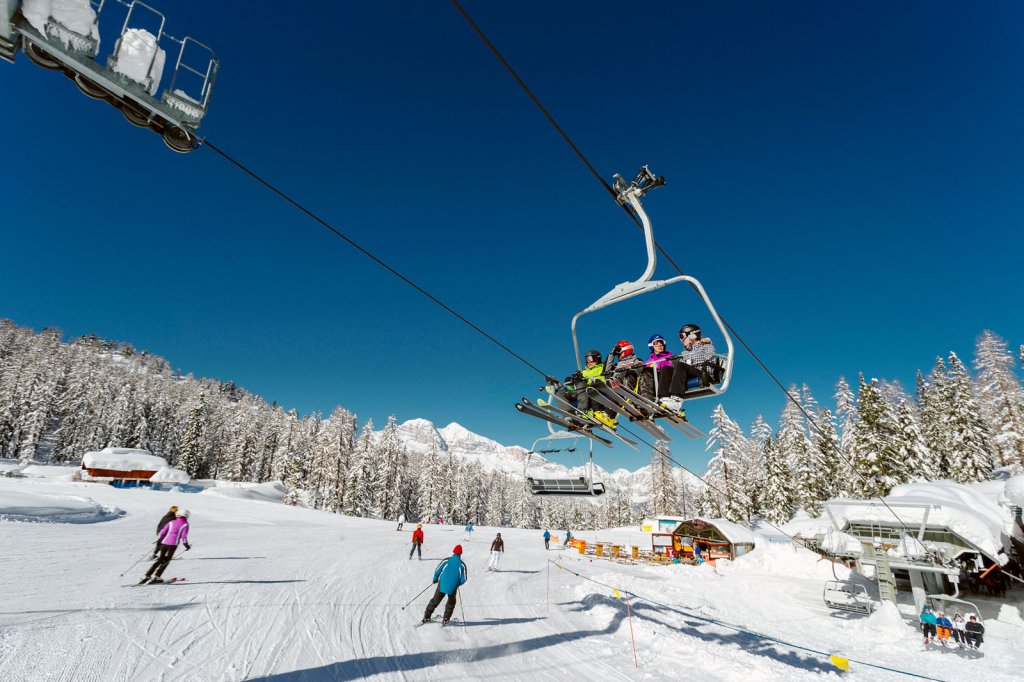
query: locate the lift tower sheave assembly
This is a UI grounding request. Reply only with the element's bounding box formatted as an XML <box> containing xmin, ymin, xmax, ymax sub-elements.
<box><xmin>1</xmin><ymin>0</ymin><xmax>218</xmax><ymax>152</ymax></box>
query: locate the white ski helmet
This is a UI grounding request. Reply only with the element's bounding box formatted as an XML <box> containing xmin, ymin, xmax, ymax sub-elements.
<box><xmin>176</xmin><ymin>509</ymin><xmax>190</xmax><ymax>519</ymax></box>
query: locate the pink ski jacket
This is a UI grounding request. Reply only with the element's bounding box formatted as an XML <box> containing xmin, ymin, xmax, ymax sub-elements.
<box><xmin>158</xmin><ymin>517</ymin><xmax>190</xmax><ymax>546</ymax></box>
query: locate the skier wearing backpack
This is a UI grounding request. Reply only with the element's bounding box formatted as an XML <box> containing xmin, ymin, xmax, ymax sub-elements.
<box><xmin>141</xmin><ymin>509</ymin><xmax>191</xmax><ymax>584</ymax></box>
<box><xmin>409</xmin><ymin>523</ymin><xmax>424</xmax><ymax>560</ymax></box>
<box><xmin>487</xmin><ymin>533</ymin><xmax>504</xmax><ymax>571</ymax></box>
<box><xmin>151</xmin><ymin>505</ymin><xmax>178</xmax><ymax>559</ymax></box>
<box><xmin>422</xmin><ymin>545</ymin><xmax>468</xmax><ymax>625</ymax></box>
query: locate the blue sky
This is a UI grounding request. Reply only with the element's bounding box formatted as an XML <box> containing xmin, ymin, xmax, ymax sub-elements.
<box><xmin>2</xmin><ymin>1</ymin><xmax>1023</xmax><ymax>472</ymax></box>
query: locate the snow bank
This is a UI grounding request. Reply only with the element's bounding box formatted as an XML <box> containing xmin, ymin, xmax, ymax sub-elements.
<box><xmin>819</xmin><ymin>529</ymin><xmax>863</xmax><ymax>556</ymax></box>
<box><xmin>828</xmin><ymin>480</ymin><xmax>1013</xmax><ymax>561</ymax></box>
<box><xmin>1003</xmin><ymin>474</ymin><xmax>1024</xmax><ymax>509</ymax></box>
<box><xmin>725</xmin><ymin>539</ymin><xmax>849</xmax><ymax>580</ymax></box>
<box><xmin>22</xmin><ymin>0</ymin><xmax>99</xmax><ymax>53</ymax></box>
<box><xmin>82</xmin><ymin>447</ymin><xmax>167</xmax><ymax>472</ymax></box>
<box><xmin>0</xmin><ymin>490</ymin><xmax>123</xmax><ymax>524</ymax></box>
<box><xmin>149</xmin><ymin>467</ymin><xmax>190</xmax><ymax>484</ymax></box>
<box><xmin>201</xmin><ymin>480</ymin><xmax>284</xmax><ymax>504</ymax></box>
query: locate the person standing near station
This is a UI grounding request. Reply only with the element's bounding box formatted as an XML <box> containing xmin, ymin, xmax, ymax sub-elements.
<box><xmin>487</xmin><ymin>533</ymin><xmax>504</xmax><ymax>571</ymax></box>
<box><xmin>409</xmin><ymin>523</ymin><xmax>424</xmax><ymax>560</ymax></box>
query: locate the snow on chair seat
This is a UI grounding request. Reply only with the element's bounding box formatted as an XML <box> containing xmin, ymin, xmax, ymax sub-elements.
<box><xmin>527</xmin><ymin>476</ymin><xmax>606</xmax><ymax>496</ymax></box>
<box><xmin>823</xmin><ymin>580</ymin><xmax>874</xmax><ymax>614</ymax></box>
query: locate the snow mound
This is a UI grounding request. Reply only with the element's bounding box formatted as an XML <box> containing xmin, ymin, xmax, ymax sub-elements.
<box><xmin>726</xmin><ymin>540</ymin><xmax>849</xmax><ymax>580</ymax></box>
<box><xmin>0</xmin><ymin>490</ymin><xmax>124</xmax><ymax>524</ymax></box>
<box><xmin>149</xmin><ymin>467</ymin><xmax>190</xmax><ymax>484</ymax></box>
<box><xmin>200</xmin><ymin>481</ymin><xmax>284</xmax><ymax>503</ymax></box>
<box><xmin>1003</xmin><ymin>474</ymin><xmax>1024</xmax><ymax>508</ymax></box>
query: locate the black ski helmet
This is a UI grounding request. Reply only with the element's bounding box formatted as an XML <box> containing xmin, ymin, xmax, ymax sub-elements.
<box><xmin>584</xmin><ymin>349</ymin><xmax>602</xmax><ymax>364</ymax></box>
<box><xmin>679</xmin><ymin>323</ymin><xmax>702</xmax><ymax>340</ymax></box>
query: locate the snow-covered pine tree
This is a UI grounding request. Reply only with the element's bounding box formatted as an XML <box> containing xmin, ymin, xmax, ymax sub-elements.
<box><xmin>808</xmin><ymin>406</ymin><xmax>845</xmax><ymax>501</ymax></box>
<box><xmin>894</xmin><ymin>400</ymin><xmax>934</xmax><ymax>480</ymax></box>
<box><xmin>760</xmin><ymin>435</ymin><xmax>793</xmax><ymax>524</ymax></box>
<box><xmin>706</xmin><ymin>405</ymin><xmax>747</xmax><ymax>521</ymax></box>
<box><xmin>973</xmin><ymin>330</ymin><xmax>1024</xmax><ymax>470</ymax></box>
<box><xmin>649</xmin><ymin>440</ymin><xmax>678</xmax><ymax>516</ymax></box>
<box><xmin>343</xmin><ymin>419</ymin><xmax>376</xmax><ymax>517</ymax></box>
<box><xmin>778</xmin><ymin>387</ymin><xmax>819</xmax><ymax>514</ymax></box>
<box><xmin>833</xmin><ymin>377</ymin><xmax>858</xmax><ymax>479</ymax></box>
<box><xmin>850</xmin><ymin>375</ymin><xmax>907</xmax><ymax>498</ymax></box>
<box><xmin>176</xmin><ymin>394</ymin><xmax>208</xmax><ymax>477</ymax></box>
<box><xmin>373</xmin><ymin>416</ymin><xmax>406</xmax><ymax>520</ymax></box>
<box><xmin>416</xmin><ymin>438</ymin><xmax>442</xmax><ymax>522</ymax></box>
<box><xmin>945</xmin><ymin>352</ymin><xmax>993</xmax><ymax>482</ymax></box>
<box><xmin>915</xmin><ymin>368</ymin><xmax>949</xmax><ymax>478</ymax></box>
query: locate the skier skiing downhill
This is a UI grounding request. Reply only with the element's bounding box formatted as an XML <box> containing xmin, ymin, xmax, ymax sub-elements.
<box><xmin>141</xmin><ymin>509</ymin><xmax>191</xmax><ymax>584</ymax></box>
<box><xmin>397</xmin><ymin>513</ymin><xmax>405</xmax><ymax>531</ymax></box>
<box><xmin>422</xmin><ymin>545</ymin><xmax>468</xmax><ymax>625</ymax></box>
<box><xmin>151</xmin><ymin>505</ymin><xmax>178</xmax><ymax>559</ymax></box>
<box><xmin>464</xmin><ymin>522</ymin><xmax>474</xmax><ymax>541</ymax></box>
<box><xmin>487</xmin><ymin>533</ymin><xmax>504</xmax><ymax>571</ymax></box>
<box><xmin>409</xmin><ymin>524</ymin><xmax>424</xmax><ymax>560</ymax></box>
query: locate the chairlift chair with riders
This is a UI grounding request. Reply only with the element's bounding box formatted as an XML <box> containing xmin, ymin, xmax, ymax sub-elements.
<box><xmin>570</xmin><ymin>166</ymin><xmax>734</xmax><ymax>403</ymax></box>
<box><xmin>524</xmin><ymin>431</ymin><xmax>605</xmax><ymax>497</ymax></box>
<box><xmin>3</xmin><ymin>0</ymin><xmax>218</xmax><ymax>152</ymax></box>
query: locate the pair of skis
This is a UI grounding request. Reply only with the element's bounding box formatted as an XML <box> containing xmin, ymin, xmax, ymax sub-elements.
<box><xmin>594</xmin><ymin>379</ymin><xmax>704</xmax><ymax>439</ymax></box>
<box><xmin>516</xmin><ymin>394</ymin><xmax>639</xmax><ymax>447</ymax></box>
<box><xmin>127</xmin><ymin>577</ymin><xmax>186</xmax><ymax>587</ymax></box>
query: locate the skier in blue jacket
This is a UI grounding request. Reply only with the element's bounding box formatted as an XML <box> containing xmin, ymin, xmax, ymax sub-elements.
<box><xmin>422</xmin><ymin>545</ymin><xmax>468</xmax><ymax>625</ymax></box>
<box><xmin>543</xmin><ymin>530</ymin><xmax>551</xmax><ymax>550</ymax></box>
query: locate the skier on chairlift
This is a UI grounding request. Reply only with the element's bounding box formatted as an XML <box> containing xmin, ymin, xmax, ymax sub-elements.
<box><xmin>605</xmin><ymin>340</ymin><xmax>644</xmax><ymax>393</ymax></box>
<box><xmin>638</xmin><ymin>334</ymin><xmax>673</xmax><ymax>403</ymax></box>
<box><xmin>557</xmin><ymin>349</ymin><xmax>617</xmax><ymax>429</ymax></box>
<box><xmin>660</xmin><ymin>324</ymin><xmax>718</xmax><ymax>416</ymax></box>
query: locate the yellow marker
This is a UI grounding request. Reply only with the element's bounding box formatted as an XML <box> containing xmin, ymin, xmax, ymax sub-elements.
<box><xmin>613</xmin><ymin>588</ymin><xmax>622</xmax><ymax>600</ymax></box>
<box><xmin>829</xmin><ymin>655</ymin><xmax>849</xmax><ymax>672</ymax></box>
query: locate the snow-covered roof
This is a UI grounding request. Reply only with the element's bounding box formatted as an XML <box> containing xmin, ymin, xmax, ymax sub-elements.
<box><xmin>82</xmin><ymin>448</ymin><xmax>168</xmax><ymax>472</ymax></box>
<box><xmin>676</xmin><ymin>517</ymin><xmax>759</xmax><ymax>545</ymax></box>
<box><xmin>826</xmin><ymin>480</ymin><xmax>1014</xmax><ymax>562</ymax></box>
<box><xmin>149</xmin><ymin>467</ymin><xmax>190</xmax><ymax>484</ymax></box>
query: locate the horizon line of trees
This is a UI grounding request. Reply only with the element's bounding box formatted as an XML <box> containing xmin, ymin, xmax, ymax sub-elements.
<box><xmin>2</xmin><ymin>319</ymin><xmax>1021</xmax><ymax>530</ymax></box>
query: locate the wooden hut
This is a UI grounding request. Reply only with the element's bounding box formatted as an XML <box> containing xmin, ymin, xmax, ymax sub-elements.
<box><xmin>662</xmin><ymin>518</ymin><xmax>757</xmax><ymax>563</ymax></box>
<box><xmin>81</xmin><ymin>447</ymin><xmax>168</xmax><ymax>487</ymax></box>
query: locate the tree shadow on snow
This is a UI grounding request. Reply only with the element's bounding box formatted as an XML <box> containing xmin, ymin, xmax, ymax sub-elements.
<box><xmin>259</xmin><ymin>593</ymin><xmax>832</xmax><ymax>680</ymax></box>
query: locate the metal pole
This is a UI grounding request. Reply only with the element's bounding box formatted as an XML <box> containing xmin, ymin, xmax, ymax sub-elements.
<box><xmin>119</xmin><ymin>549</ymin><xmax>155</xmax><ymax>577</ymax></box>
<box><xmin>401</xmin><ymin>583</ymin><xmax>433</xmax><ymax>611</ymax></box>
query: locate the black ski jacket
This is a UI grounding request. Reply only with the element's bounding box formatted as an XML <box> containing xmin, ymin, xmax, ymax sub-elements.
<box><xmin>490</xmin><ymin>537</ymin><xmax>504</xmax><ymax>552</ymax></box>
<box><xmin>156</xmin><ymin>512</ymin><xmax>177</xmax><ymax>534</ymax></box>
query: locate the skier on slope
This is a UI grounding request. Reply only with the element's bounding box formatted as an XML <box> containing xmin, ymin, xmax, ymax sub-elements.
<box><xmin>397</xmin><ymin>513</ymin><xmax>405</xmax><ymax>531</ymax></box>
<box><xmin>151</xmin><ymin>505</ymin><xmax>178</xmax><ymax>559</ymax></box>
<box><xmin>409</xmin><ymin>523</ymin><xmax>424</xmax><ymax>560</ymax></box>
<box><xmin>543</xmin><ymin>530</ymin><xmax>551</xmax><ymax>550</ymax></box>
<box><xmin>422</xmin><ymin>545</ymin><xmax>468</xmax><ymax>625</ymax></box>
<box><xmin>464</xmin><ymin>521</ymin><xmax>474</xmax><ymax>541</ymax></box>
<box><xmin>563</xmin><ymin>530</ymin><xmax>573</xmax><ymax>548</ymax></box>
<box><xmin>487</xmin><ymin>533</ymin><xmax>504</xmax><ymax>571</ymax></box>
<box><xmin>141</xmin><ymin>509</ymin><xmax>191</xmax><ymax>584</ymax></box>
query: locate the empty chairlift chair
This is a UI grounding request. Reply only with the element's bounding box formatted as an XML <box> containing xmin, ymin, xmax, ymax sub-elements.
<box><xmin>524</xmin><ymin>432</ymin><xmax>605</xmax><ymax>497</ymax></box>
<box><xmin>822</xmin><ymin>580</ymin><xmax>874</xmax><ymax>614</ymax></box>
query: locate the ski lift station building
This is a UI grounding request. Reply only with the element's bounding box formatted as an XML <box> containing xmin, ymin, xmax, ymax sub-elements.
<box><xmin>820</xmin><ymin>481</ymin><xmax>1019</xmax><ymax>613</ymax></box>
<box><xmin>81</xmin><ymin>447</ymin><xmax>189</xmax><ymax>488</ymax></box>
<box><xmin>650</xmin><ymin>517</ymin><xmax>758</xmax><ymax>562</ymax></box>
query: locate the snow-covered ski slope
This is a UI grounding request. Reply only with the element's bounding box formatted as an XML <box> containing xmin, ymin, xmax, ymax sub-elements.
<box><xmin>1</xmin><ymin>475</ymin><xmax>1022</xmax><ymax>681</ymax></box>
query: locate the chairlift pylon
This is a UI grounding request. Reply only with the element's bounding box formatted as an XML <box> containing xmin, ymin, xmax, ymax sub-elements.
<box><xmin>2</xmin><ymin>0</ymin><xmax>219</xmax><ymax>152</ymax></box>
<box><xmin>570</xmin><ymin>166</ymin><xmax>735</xmax><ymax>402</ymax></box>
<box><xmin>524</xmin><ymin>431</ymin><xmax>605</xmax><ymax>497</ymax></box>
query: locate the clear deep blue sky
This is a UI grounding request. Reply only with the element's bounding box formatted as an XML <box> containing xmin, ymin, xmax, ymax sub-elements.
<box><xmin>2</xmin><ymin>1</ymin><xmax>1023</xmax><ymax>472</ymax></box>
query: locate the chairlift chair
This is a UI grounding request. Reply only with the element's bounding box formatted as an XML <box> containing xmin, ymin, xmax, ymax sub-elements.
<box><xmin>524</xmin><ymin>431</ymin><xmax>605</xmax><ymax>497</ymax></box>
<box><xmin>822</xmin><ymin>580</ymin><xmax>875</xmax><ymax>614</ymax></box>
<box><xmin>7</xmin><ymin>0</ymin><xmax>219</xmax><ymax>152</ymax></box>
<box><xmin>570</xmin><ymin>167</ymin><xmax>734</xmax><ymax>402</ymax></box>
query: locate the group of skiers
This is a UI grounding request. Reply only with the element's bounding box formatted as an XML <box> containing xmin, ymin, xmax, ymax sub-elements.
<box><xmin>920</xmin><ymin>604</ymin><xmax>985</xmax><ymax>650</ymax></box>
<box><xmin>556</xmin><ymin>323</ymin><xmax>720</xmax><ymax>428</ymax></box>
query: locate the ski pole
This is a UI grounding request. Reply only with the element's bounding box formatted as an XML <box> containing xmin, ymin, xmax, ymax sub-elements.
<box><xmin>120</xmin><ymin>549</ymin><xmax>155</xmax><ymax>577</ymax></box>
<box><xmin>457</xmin><ymin>587</ymin><xmax>466</xmax><ymax>627</ymax></box>
<box><xmin>401</xmin><ymin>583</ymin><xmax>433</xmax><ymax>611</ymax></box>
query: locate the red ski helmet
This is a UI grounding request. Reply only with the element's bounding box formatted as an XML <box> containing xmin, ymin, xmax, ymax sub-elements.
<box><xmin>614</xmin><ymin>340</ymin><xmax>635</xmax><ymax>359</ymax></box>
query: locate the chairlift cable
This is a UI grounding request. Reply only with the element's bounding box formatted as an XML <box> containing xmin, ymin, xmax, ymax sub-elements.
<box><xmin>201</xmin><ymin>139</ymin><xmax>552</xmax><ymax>381</ymax></box>
<box><xmin>448</xmin><ymin>0</ymin><xmax>823</xmax><ymax>435</ymax></box>
<box><xmin>450</xmin><ymin>3</ymin><xmax>914</xmax><ymax>533</ymax></box>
